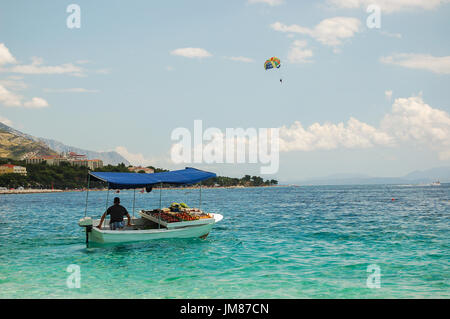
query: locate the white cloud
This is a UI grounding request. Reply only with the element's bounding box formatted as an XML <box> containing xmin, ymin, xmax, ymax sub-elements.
<box><xmin>0</xmin><ymin>43</ymin><xmax>17</xmax><ymax>65</ymax></box>
<box><xmin>0</xmin><ymin>115</ymin><xmax>13</xmax><ymax>127</ymax></box>
<box><xmin>6</xmin><ymin>57</ymin><xmax>84</xmax><ymax>77</ymax></box>
<box><xmin>287</xmin><ymin>40</ymin><xmax>313</xmax><ymax>64</ymax></box>
<box><xmin>43</xmin><ymin>88</ymin><xmax>99</xmax><ymax>93</ymax></box>
<box><xmin>271</xmin><ymin>21</ymin><xmax>312</xmax><ymax>35</ymax></box>
<box><xmin>0</xmin><ymin>78</ymin><xmax>27</xmax><ymax>91</ymax></box>
<box><xmin>279</xmin><ymin>95</ymin><xmax>450</xmax><ymax>160</ymax></box>
<box><xmin>248</xmin><ymin>0</ymin><xmax>284</xmax><ymax>6</ymax></box>
<box><xmin>169</xmin><ymin>96</ymin><xmax>450</xmax><ymax>163</ymax></box>
<box><xmin>170</xmin><ymin>48</ymin><xmax>212</xmax><ymax>59</ymax></box>
<box><xmin>225</xmin><ymin>56</ymin><xmax>254</xmax><ymax>63</ymax></box>
<box><xmin>312</xmin><ymin>17</ymin><xmax>361</xmax><ymax>47</ymax></box>
<box><xmin>271</xmin><ymin>17</ymin><xmax>361</xmax><ymax>48</ymax></box>
<box><xmin>0</xmin><ymin>84</ymin><xmax>22</xmax><ymax>107</ymax></box>
<box><xmin>328</xmin><ymin>0</ymin><xmax>450</xmax><ymax>13</ymax></box>
<box><xmin>279</xmin><ymin>117</ymin><xmax>393</xmax><ymax>152</ymax></box>
<box><xmin>380</xmin><ymin>54</ymin><xmax>450</xmax><ymax>74</ymax></box>
<box><xmin>381</xmin><ymin>96</ymin><xmax>450</xmax><ymax>157</ymax></box>
<box><xmin>0</xmin><ymin>85</ymin><xmax>49</xmax><ymax>108</ymax></box>
<box><xmin>23</xmin><ymin>97</ymin><xmax>49</xmax><ymax>108</ymax></box>
<box><xmin>115</xmin><ymin>146</ymin><xmax>155</xmax><ymax>167</ymax></box>
<box><xmin>0</xmin><ymin>44</ymin><xmax>87</xmax><ymax>76</ymax></box>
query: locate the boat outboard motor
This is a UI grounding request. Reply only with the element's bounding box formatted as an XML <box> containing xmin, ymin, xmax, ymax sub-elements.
<box><xmin>78</xmin><ymin>217</ymin><xmax>93</xmax><ymax>244</ymax></box>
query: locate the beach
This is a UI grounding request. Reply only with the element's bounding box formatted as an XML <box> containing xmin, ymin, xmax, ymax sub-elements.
<box><xmin>0</xmin><ymin>184</ymin><xmax>285</xmax><ymax>195</ymax></box>
<box><xmin>0</xmin><ymin>189</ymin><xmax>63</xmax><ymax>194</ymax></box>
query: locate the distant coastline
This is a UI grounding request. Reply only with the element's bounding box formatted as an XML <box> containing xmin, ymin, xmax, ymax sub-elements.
<box><xmin>0</xmin><ymin>159</ymin><xmax>279</xmax><ymax>190</ymax></box>
<box><xmin>0</xmin><ymin>184</ymin><xmax>288</xmax><ymax>195</ymax></box>
<box><xmin>0</xmin><ymin>189</ymin><xmax>63</xmax><ymax>194</ymax></box>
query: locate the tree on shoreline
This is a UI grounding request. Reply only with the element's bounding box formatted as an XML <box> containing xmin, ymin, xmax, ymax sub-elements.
<box><xmin>0</xmin><ymin>158</ymin><xmax>277</xmax><ymax>189</ymax></box>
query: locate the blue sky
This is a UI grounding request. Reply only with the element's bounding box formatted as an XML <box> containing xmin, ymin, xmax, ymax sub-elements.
<box><xmin>0</xmin><ymin>0</ymin><xmax>449</xmax><ymax>181</ymax></box>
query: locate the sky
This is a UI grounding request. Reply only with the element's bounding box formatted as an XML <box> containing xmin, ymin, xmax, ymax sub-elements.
<box><xmin>0</xmin><ymin>0</ymin><xmax>449</xmax><ymax>182</ymax></box>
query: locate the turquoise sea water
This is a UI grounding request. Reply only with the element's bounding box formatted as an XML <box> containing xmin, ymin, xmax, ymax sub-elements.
<box><xmin>0</xmin><ymin>185</ymin><xmax>449</xmax><ymax>298</ymax></box>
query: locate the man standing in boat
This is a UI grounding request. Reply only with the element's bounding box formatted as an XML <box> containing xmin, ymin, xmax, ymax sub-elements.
<box><xmin>97</xmin><ymin>197</ymin><xmax>132</xmax><ymax>230</ymax></box>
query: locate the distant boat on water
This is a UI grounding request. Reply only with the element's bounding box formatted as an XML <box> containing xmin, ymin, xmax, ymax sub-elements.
<box><xmin>430</xmin><ymin>181</ymin><xmax>441</xmax><ymax>186</ymax></box>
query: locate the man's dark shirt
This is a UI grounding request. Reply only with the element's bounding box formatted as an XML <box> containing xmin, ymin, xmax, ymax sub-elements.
<box><xmin>106</xmin><ymin>204</ymin><xmax>129</xmax><ymax>223</ymax></box>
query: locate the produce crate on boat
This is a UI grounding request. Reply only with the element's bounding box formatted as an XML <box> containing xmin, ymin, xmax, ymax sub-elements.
<box><xmin>139</xmin><ymin>209</ymin><xmax>215</xmax><ymax>229</ymax></box>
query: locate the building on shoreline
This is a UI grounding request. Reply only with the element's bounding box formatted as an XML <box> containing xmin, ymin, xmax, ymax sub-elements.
<box><xmin>25</xmin><ymin>152</ymin><xmax>103</xmax><ymax>170</ymax></box>
<box><xmin>0</xmin><ymin>164</ymin><xmax>27</xmax><ymax>175</ymax></box>
<box><xmin>65</xmin><ymin>152</ymin><xmax>87</xmax><ymax>161</ymax></box>
<box><xmin>26</xmin><ymin>156</ymin><xmax>67</xmax><ymax>166</ymax></box>
<box><xmin>71</xmin><ymin>159</ymin><xmax>104</xmax><ymax>170</ymax></box>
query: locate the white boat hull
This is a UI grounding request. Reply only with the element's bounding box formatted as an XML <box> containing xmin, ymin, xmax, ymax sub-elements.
<box><xmin>85</xmin><ymin>213</ymin><xmax>223</xmax><ymax>244</ymax></box>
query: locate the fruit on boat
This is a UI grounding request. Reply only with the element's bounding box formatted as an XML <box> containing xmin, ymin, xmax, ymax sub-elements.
<box><xmin>147</xmin><ymin>206</ymin><xmax>214</xmax><ymax>223</ymax></box>
<box><xmin>174</xmin><ymin>212</ymin><xmax>199</xmax><ymax>221</ymax></box>
<box><xmin>150</xmin><ymin>210</ymin><xmax>181</xmax><ymax>223</ymax></box>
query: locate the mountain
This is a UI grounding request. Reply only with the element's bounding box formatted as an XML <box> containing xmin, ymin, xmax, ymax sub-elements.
<box><xmin>403</xmin><ymin>167</ymin><xmax>450</xmax><ymax>182</ymax></box>
<box><xmin>38</xmin><ymin>137</ymin><xmax>130</xmax><ymax>166</ymax></box>
<box><xmin>293</xmin><ymin>167</ymin><xmax>450</xmax><ymax>185</ymax></box>
<box><xmin>0</xmin><ymin>123</ymin><xmax>58</xmax><ymax>159</ymax></box>
<box><xmin>0</xmin><ymin>122</ymin><xmax>130</xmax><ymax>165</ymax></box>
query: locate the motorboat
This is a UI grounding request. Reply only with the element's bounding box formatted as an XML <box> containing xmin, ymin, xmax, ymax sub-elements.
<box><xmin>79</xmin><ymin>213</ymin><xmax>223</xmax><ymax>244</ymax></box>
<box><xmin>78</xmin><ymin>167</ymin><xmax>223</xmax><ymax>244</ymax></box>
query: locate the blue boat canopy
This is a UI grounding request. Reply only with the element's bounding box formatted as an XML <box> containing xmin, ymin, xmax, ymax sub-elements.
<box><xmin>89</xmin><ymin>167</ymin><xmax>216</xmax><ymax>189</ymax></box>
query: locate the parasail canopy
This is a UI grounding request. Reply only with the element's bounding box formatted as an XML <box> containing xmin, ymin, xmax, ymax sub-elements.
<box><xmin>264</xmin><ymin>57</ymin><xmax>281</xmax><ymax>70</ymax></box>
<box><xmin>89</xmin><ymin>167</ymin><xmax>216</xmax><ymax>189</ymax></box>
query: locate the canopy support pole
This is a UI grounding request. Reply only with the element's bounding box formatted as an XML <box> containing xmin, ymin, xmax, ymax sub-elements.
<box><xmin>159</xmin><ymin>182</ymin><xmax>162</xmax><ymax>229</ymax></box>
<box><xmin>84</xmin><ymin>173</ymin><xmax>90</xmax><ymax>217</ymax></box>
<box><xmin>105</xmin><ymin>186</ymin><xmax>110</xmax><ymax>211</ymax></box>
<box><xmin>132</xmin><ymin>188</ymin><xmax>136</xmax><ymax>218</ymax></box>
<box><xmin>199</xmin><ymin>182</ymin><xmax>202</xmax><ymax>210</ymax></box>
